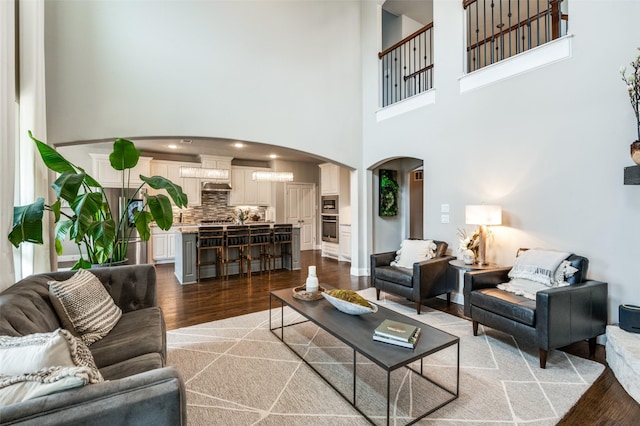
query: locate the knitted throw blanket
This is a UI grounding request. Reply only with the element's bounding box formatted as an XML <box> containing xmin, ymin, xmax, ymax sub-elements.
<box><xmin>508</xmin><ymin>249</ymin><xmax>570</xmax><ymax>286</ymax></box>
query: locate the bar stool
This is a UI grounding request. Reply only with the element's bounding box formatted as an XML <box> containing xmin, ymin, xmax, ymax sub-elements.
<box><xmin>270</xmin><ymin>224</ymin><xmax>293</xmax><ymax>271</ymax></box>
<box><xmin>248</xmin><ymin>225</ymin><xmax>272</xmax><ymax>274</ymax></box>
<box><xmin>224</xmin><ymin>225</ymin><xmax>250</xmax><ymax>278</ymax></box>
<box><xmin>197</xmin><ymin>226</ymin><xmax>225</xmax><ymax>281</ymax></box>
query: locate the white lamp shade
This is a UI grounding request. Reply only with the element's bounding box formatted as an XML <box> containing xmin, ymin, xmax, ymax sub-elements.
<box><xmin>465</xmin><ymin>205</ymin><xmax>502</xmax><ymax>226</ymax></box>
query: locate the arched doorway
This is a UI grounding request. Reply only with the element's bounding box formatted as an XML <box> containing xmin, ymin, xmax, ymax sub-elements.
<box><xmin>370</xmin><ymin>157</ymin><xmax>423</xmax><ymax>254</ymax></box>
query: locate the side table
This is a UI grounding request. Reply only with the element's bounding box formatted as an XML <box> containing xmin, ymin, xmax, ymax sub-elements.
<box><xmin>448</xmin><ymin>259</ymin><xmax>502</xmax><ymax>272</ymax></box>
<box><xmin>447</xmin><ymin>259</ymin><xmax>505</xmax><ymax>306</ymax></box>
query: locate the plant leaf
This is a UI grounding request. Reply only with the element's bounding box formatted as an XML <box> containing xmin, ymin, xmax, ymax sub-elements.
<box><xmin>134</xmin><ymin>211</ymin><xmax>154</xmax><ymax>241</ymax></box>
<box><xmin>70</xmin><ymin>192</ymin><xmax>107</xmax><ymax>242</ymax></box>
<box><xmin>71</xmin><ymin>258</ymin><xmax>92</xmax><ymax>270</ymax></box>
<box><xmin>109</xmin><ymin>138</ymin><xmax>141</xmax><ymax>171</ymax></box>
<box><xmin>51</xmin><ymin>199</ymin><xmax>61</xmax><ymax>222</ymax></box>
<box><xmin>8</xmin><ymin>198</ymin><xmax>45</xmax><ymax>247</ymax></box>
<box><xmin>76</xmin><ymin>166</ymin><xmax>102</xmax><ymax>188</ymax></box>
<box><xmin>29</xmin><ymin>131</ymin><xmax>77</xmax><ymax>174</ymax></box>
<box><xmin>54</xmin><ymin>220</ymin><xmax>74</xmax><ymax>255</ymax></box>
<box><xmin>142</xmin><ymin>175</ymin><xmax>188</xmax><ymax>208</ymax></box>
<box><xmin>52</xmin><ymin>172</ymin><xmax>85</xmax><ymax>203</ymax></box>
<box><xmin>146</xmin><ymin>195</ymin><xmax>174</xmax><ymax>230</ymax></box>
<box><xmin>85</xmin><ymin>219</ymin><xmax>117</xmax><ymax>263</ymax></box>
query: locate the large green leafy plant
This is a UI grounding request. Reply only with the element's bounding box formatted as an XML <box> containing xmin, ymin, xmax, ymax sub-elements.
<box><xmin>8</xmin><ymin>132</ymin><xmax>188</xmax><ymax>270</ymax></box>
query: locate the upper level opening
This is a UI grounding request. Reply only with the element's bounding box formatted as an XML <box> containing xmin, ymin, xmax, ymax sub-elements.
<box><xmin>380</xmin><ymin>1</ymin><xmax>434</xmax><ymax>108</ymax></box>
<box><xmin>464</xmin><ymin>0</ymin><xmax>569</xmax><ymax>73</ymax></box>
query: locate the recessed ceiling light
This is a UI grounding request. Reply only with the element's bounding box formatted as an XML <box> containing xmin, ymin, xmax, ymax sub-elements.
<box><xmin>269</xmin><ymin>154</ymin><xmax>278</xmax><ymax>159</ymax></box>
<box><xmin>233</xmin><ymin>143</ymin><xmax>244</xmax><ymax>148</ymax></box>
<box><xmin>168</xmin><ymin>144</ymin><xmax>178</xmax><ymax>149</ymax></box>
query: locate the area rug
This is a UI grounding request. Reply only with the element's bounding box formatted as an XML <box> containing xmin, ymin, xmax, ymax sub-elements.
<box><xmin>167</xmin><ymin>288</ymin><xmax>604</xmax><ymax>425</ymax></box>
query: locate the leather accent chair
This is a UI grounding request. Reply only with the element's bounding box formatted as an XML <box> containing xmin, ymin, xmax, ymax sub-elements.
<box><xmin>370</xmin><ymin>240</ymin><xmax>456</xmax><ymax>314</ymax></box>
<box><xmin>463</xmin><ymin>252</ymin><xmax>608</xmax><ymax>368</ymax></box>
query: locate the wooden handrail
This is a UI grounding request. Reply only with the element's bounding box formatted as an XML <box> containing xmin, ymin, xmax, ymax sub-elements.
<box><xmin>378</xmin><ymin>22</ymin><xmax>433</xmax><ymax>59</ymax></box>
<box><xmin>466</xmin><ymin>6</ymin><xmax>567</xmax><ymax>52</ymax></box>
<box><xmin>464</xmin><ymin>0</ymin><xmax>564</xmax><ymax>10</ymax></box>
<box><xmin>404</xmin><ymin>64</ymin><xmax>434</xmax><ymax>81</ymax></box>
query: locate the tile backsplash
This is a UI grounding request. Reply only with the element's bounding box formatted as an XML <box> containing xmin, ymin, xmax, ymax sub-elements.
<box><xmin>173</xmin><ymin>192</ymin><xmax>266</xmax><ymax>223</ymax></box>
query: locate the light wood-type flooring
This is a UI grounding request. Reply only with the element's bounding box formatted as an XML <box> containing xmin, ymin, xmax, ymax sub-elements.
<box><xmin>155</xmin><ymin>250</ymin><xmax>639</xmax><ymax>425</ymax></box>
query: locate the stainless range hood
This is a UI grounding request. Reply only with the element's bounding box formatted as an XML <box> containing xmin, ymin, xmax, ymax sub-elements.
<box><xmin>202</xmin><ymin>182</ymin><xmax>232</xmax><ymax>192</ymax></box>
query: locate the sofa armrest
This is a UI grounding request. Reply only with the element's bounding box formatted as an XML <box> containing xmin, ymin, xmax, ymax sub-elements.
<box><xmin>0</xmin><ymin>366</ymin><xmax>186</xmax><ymax>426</ymax></box>
<box><xmin>414</xmin><ymin>255</ymin><xmax>456</xmax><ymax>298</ymax></box>
<box><xmin>536</xmin><ymin>280</ymin><xmax>608</xmax><ymax>350</ymax></box>
<box><xmin>463</xmin><ymin>267</ymin><xmax>512</xmax><ymax>316</ymax></box>
<box><xmin>370</xmin><ymin>251</ymin><xmax>397</xmax><ymax>271</ymax></box>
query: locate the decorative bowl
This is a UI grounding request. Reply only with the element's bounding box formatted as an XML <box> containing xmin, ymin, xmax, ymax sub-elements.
<box><xmin>321</xmin><ymin>292</ymin><xmax>378</xmax><ymax>315</ymax></box>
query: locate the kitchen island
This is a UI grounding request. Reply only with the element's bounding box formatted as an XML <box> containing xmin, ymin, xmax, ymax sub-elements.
<box><xmin>174</xmin><ymin>223</ymin><xmax>301</xmax><ymax>285</ymax></box>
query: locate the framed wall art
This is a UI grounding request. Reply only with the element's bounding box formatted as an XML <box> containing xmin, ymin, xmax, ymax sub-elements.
<box><xmin>379</xmin><ymin>169</ymin><xmax>399</xmax><ymax>217</ymax></box>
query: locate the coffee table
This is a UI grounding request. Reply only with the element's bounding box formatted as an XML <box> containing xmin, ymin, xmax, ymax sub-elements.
<box><xmin>269</xmin><ymin>288</ymin><xmax>459</xmax><ymax>425</ymax></box>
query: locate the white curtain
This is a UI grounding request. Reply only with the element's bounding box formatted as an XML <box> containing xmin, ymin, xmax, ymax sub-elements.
<box><xmin>0</xmin><ymin>0</ymin><xmax>17</xmax><ymax>291</ymax></box>
<box><xmin>19</xmin><ymin>0</ymin><xmax>51</xmax><ymax>277</ymax></box>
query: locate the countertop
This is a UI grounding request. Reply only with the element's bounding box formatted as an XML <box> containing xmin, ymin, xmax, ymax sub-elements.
<box><xmin>174</xmin><ymin>222</ymin><xmax>297</xmax><ymax>234</ymax></box>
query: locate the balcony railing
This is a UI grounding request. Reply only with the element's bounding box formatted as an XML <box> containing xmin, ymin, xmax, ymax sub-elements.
<box><xmin>464</xmin><ymin>0</ymin><xmax>568</xmax><ymax>72</ymax></box>
<box><xmin>379</xmin><ymin>23</ymin><xmax>434</xmax><ymax>108</ymax></box>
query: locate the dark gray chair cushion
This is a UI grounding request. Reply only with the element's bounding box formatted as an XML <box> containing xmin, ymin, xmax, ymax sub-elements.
<box><xmin>470</xmin><ymin>288</ymin><xmax>536</xmax><ymax>326</ymax></box>
<box><xmin>374</xmin><ymin>265</ymin><xmax>414</xmax><ymax>287</ymax></box>
<box><xmin>100</xmin><ymin>353</ymin><xmax>165</xmax><ymax>381</ymax></box>
<box><xmin>90</xmin><ymin>306</ymin><xmax>166</xmax><ymax>369</ymax></box>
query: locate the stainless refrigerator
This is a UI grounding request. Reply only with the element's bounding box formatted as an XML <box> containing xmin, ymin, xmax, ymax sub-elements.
<box><xmin>104</xmin><ymin>188</ymin><xmax>148</xmax><ymax>265</ymax></box>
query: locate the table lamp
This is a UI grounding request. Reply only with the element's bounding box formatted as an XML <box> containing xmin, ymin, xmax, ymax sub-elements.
<box><xmin>465</xmin><ymin>205</ymin><xmax>502</xmax><ymax>265</ymax></box>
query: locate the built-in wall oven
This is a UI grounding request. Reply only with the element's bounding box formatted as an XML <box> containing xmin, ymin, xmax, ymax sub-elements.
<box><xmin>321</xmin><ymin>214</ymin><xmax>339</xmax><ymax>243</ymax></box>
<box><xmin>321</xmin><ymin>195</ymin><xmax>339</xmax><ymax>214</ymax></box>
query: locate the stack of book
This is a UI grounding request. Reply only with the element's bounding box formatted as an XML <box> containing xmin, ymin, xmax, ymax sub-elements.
<box><xmin>373</xmin><ymin>319</ymin><xmax>421</xmax><ymax>349</ymax></box>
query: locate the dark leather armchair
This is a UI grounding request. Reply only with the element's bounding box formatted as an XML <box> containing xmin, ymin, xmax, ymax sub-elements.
<box><xmin>464</xmin><ymin>252</ymin><xmax>608</xmax><ymax>368</ymax></box>
<box><xmin>370</xmin><ymin>240</ymin><xmax>455</xmax><ymax>314</ymax></box>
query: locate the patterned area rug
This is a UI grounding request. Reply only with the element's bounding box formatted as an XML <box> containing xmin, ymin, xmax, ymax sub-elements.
<box><xmin>167</xmin><ymin>288</ymin><xmax>604</xmax><ymax>425</ymax></box>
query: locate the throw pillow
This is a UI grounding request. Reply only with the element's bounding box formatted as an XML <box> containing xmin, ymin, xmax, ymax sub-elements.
<box><xmin>48</xmin><ymin>269</ymin><xmax>122</xmax><ymax>345</ymax></box>
<box><xmin>552</xmin><ymin>260</ymin><xmax>579</xmax><ymax>287</ymax></box>
<box><xmin>390</xmin><ymin>239</ymin><xmax>437</xmax><ymax>269</ymax></box>
<box><xmin>0</xmin><ymin>329</ymin><xmax>103</xmax><ymax>406</ymax></box>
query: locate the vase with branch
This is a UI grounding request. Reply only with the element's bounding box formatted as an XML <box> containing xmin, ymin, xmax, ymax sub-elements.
<box><xmin>620</xmin><ymin>47</ymin><xmax>640</xmax><ymax>164</ymax></box>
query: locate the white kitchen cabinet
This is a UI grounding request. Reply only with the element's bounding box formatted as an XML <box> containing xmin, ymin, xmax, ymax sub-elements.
<box><xmin>149</xmin><ymin>160</ymin><xmax>201</xmax><ymax>207</ymax></box>
<box><xmin>339</xmin><ymin>224</ymin><xmax>351</xmax><ymax>262</ymax></box>
<box><xmin>228</xmin><ymin>166</ymin><xmax>272</xmax><ymax>206</ymax></box>
<box><xmin>199</xmin><ymin>155</ymin><xmax>232</xmax><ymax>184</ymax></box>
<box><xmin>151</xmin><ymin>226</ymin><xmax>175</xmax><ymax>263</ymax></box>
<box><xmin>90</xmin><ymin>154</ymin><xmax>152</xmax><ymax>188</ymax></box>
<box><xmin>321</xmin><ymin>241</ymin><xmax>339</xmax><ymax>260</ymax></box>
<box><xmin>319</xmin><ymin>163</ymin><xmax>339</xmax><ymax>195</ymax></box>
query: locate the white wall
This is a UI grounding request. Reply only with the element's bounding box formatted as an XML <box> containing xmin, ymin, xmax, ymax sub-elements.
<box><xmin>44</xmin><ymin>0</ymin><xmax>362</xmax><ymax>170</ymax></box>
<box><xmin>39</xmin><ymin>0</ymin><xmax>640</xmax><ymax>323</ymax></box>
<box><xmin>362</xmin><ymin>0</ymin><xmax>640</xmax><ymax>322</ymax></box>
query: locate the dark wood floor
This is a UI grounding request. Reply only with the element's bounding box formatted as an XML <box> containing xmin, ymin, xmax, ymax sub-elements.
<box><xmin>155</xmin><ymin>250</ymin><xmax>640</xmax><ymax>425</ymax></box>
